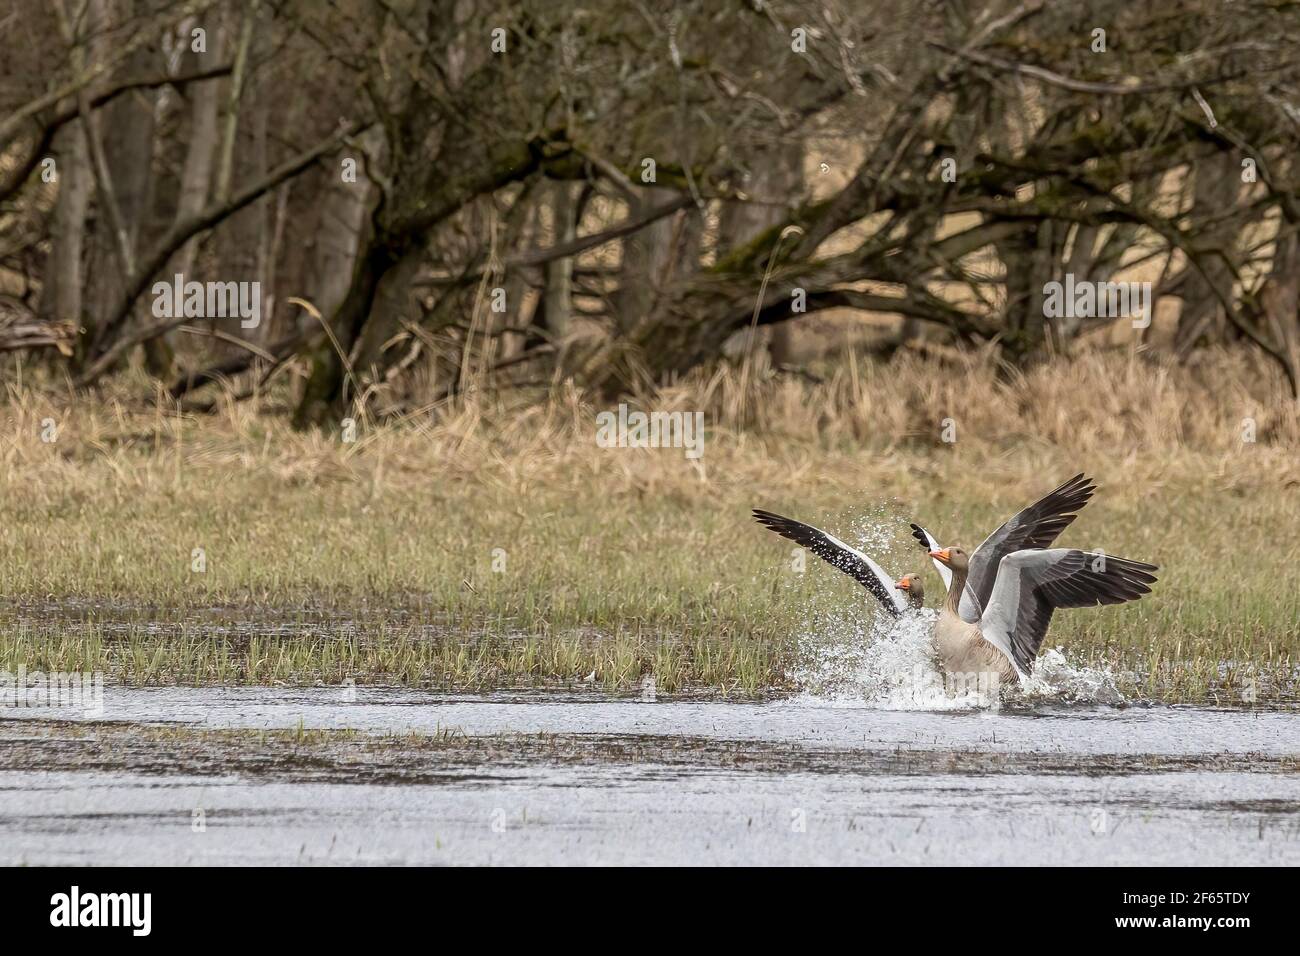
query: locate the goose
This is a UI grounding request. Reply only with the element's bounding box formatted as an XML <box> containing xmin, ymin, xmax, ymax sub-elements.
<box><xmin>928</xmin><ymin>546</ymin><xmax>1157</xmax><ymax>685</ymax></box>
<box><xmin>909</xmin><ymin>472</ymin><xmax>1099</xmax><ymax>624</ymax></box>
<box><xmin>752</xmin><ymin>509</ymin><xmax>942</xmax><ymax>617</ymax></box>
<box><xmin>893</xmin><ymin>573</ymin><xmax>925</xmax><ymax>609</ymax></box>
<box><xmin>921</xmin><ymin>474</ymin><xmax>1158</xmax><ymax>684</ymax></box>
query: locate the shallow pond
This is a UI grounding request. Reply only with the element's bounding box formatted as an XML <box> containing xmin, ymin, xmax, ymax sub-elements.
<box><xmin>1</xmin><ymin>685</ymin><xmax>1296</xmax><ymax>865</ymax></box>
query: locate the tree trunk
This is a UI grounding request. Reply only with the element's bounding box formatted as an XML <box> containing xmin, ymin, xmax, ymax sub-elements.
<box><xmin>78</xmin><ymin>0</ymin><xmax>158</xmax><ymax>368</ymax></box>
<box><xmin>41</xmin><ymin>121</ymin><xmax>92</xmax><ymax>344</ymax></box>
<box><xmin>614</xmin><ymin>186</ymin><xmax>699</xmax><ymax>335</ymax></box>
<box><xmin>998</xmin><ymin>211</ymin><xmax>1070</xmax><ymax>363</ymax></box>
<box><xmin>542</xmin><ymin>180</ymin><xmax>576</xmax><ymax>342</ymax></box>
<box><xmin>216</xmin><ymin>2</ymin><xmax>269</xmax><ymax>350</ymax></box>
<box><xmin>351</xmin><ymin>243</ymin><xmax>425</xmax><ymax>387</ymax></box>
<box><xmin>718</xmin><ymin>144</ymin><xmax>803</xmax><ymax>365</ymax></box>
<box><xmin>152</xmin><ymin>21</ymin><xmax>225</xmax><ymax>374</ymax></box>
<box><xmin>1261</xmin><ymin>230</ymin><xmax>1300</xmax><ymax>397</ymax></box>
<box><xmin>291</xmin><ymin>241</ymin><xmax>396</xmax><ymax>429</ymax></box>
<box><xmin>176</xmin><ymin>33</ymin><xmax>224</xmax><ymax>243</ymax></box>
<box><xmin>1174</xmin><ymin>151</ymin><xmax>1241</xmax><ymax>356</ymax></box>
<box><xmin>303</xmin><ymin>145</ymin><xmax>378</xmax><ymax>329</ymax></box>
<box><xmin>290</xmin><ymin>133</ymin><xmax>556</xmax><ymax>428</ymax></box>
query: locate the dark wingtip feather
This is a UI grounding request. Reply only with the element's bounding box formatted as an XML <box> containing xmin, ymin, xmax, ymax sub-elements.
<box><xmin>1057</xmin><ymin>472</ymin><xmax>1097</xmax><ymax>510</ymax></box>
<box><xmin>752</xmin><ymin>509</ymin><xmax>809</xmax><ymax>546</ymax></box>
<box><xmin>753</xmin><ymin>510</ymin><xmax>787</xmax><ymax>536</ymax></box>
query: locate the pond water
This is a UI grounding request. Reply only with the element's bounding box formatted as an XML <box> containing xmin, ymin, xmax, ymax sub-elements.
<box><xmin>1</xmin><ymin>684</ymin><xmax>1296</xmax><ymax>865</ymax></box>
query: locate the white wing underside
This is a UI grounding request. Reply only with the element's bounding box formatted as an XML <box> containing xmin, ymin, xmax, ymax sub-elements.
<box><xmin>754</xmin><ymin>509</ymin><xmax>909</xmax><ymax>616</ymax></box>
<box><xmin>818</xmin><ymin>528</ymin><xmax>908</xmax><ymax>616</ymax></box>
<box><xmin>978</xmin><ymin>550</ymin><xmax>1042</xmax><ymax>680</ymax></box>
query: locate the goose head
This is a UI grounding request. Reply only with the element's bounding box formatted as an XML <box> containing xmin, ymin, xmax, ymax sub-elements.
<box><xmin>928</xmin><ymin>546</ymin><xmax>970</xmax><ymax>574</ymax></box>
<box><xmin>893</xmin><ymin>572</ymin><xmax>925</xmax><ymax>609</ymax></box>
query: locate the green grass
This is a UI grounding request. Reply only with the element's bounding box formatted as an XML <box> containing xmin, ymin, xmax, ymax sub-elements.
<box><xmin>0</xmin><ymin>620</ymin><xmax>784</xmax><ymax>695</ymax></box>
<box><xmin>1</xmin><ymin>465</ymin><xmax>1295</xmax><ymax>701</ymax></box>
<box><xmin>1</xmin><ymin>362</ymin><xmax>1297</xmax><ymax>703</ymax></box>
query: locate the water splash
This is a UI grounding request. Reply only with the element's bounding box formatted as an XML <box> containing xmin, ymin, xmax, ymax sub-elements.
<box><xmin>791</xmin><ymin>608</ymin><xmax>995</xmax><ymax>710</ymax></box>
<box><xmin>1018</xmin><ymin>647</ymin><xmax>1124</xmax><ymax>704</ymax></box>
<box><xmin>777</xmin><ymin>512</ymin><xmax>1124</xmax><ymax>709</ymax></box>
<box><xmin>791</xmin><ymin>608</ymin><xmax>1124</xmax><ymax>710</ymax></box>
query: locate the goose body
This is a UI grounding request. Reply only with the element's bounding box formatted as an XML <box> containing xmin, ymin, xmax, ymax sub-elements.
<box><xmin>933</xmin><ymin>609</ymin><xmax>1018</xmax><ymax>685</ymax></box>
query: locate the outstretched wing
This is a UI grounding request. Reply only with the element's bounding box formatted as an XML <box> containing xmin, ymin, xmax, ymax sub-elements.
<box><xmin>909</xmin><ymin>523</ymin><xmax>952</xmax><ymax>592</ymax></box>
<box><xmin>754</xmin><ymin>509</ymin><xmax>906</xmax><ymax>616</ymax></box>
<box><xmin>909</xmin><ymin>522</ymin><xmax>984</xmax><ymax>621</ymax></box>
<box><xmin>980</xmin><ymin>548</ymin><xmax>1158</xmax><ymax>676</ymax></box>
<box><xmin>966</xmin><ymin>474</ymin><xmax>1097</xmax><ymax>615</ymax></box>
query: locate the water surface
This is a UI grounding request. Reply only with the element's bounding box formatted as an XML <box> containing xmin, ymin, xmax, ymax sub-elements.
<box><xmin>1</xmin><ymin>686</ymin><xmax>1296</xmax><ymax>865</ymax></box>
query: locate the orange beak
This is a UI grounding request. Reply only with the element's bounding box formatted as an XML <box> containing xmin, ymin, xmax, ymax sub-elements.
<box><xmin>894</xmin><ymin>578</ymin><xmax>909</xmax><ymax>591</ymax></box>
<box><xmin>929</xmin><ymin>549</ymin><xmax>951</xmax><ymax>564</ymax></box>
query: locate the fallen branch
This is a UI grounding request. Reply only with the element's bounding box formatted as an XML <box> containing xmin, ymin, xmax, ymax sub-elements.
<box><xmin>168</xmin><ymin>329</ymin><xmax>306</xmax><ymax>400</ymax></box>
<box><xmin>0</xmin><ymin>300</ymin><xmax>76</xmax><ymax>354</ymax></box>
<box><xmin>927</xmin><ymin>42</ymin><xmax>1249</xmax><ymax>96</ymax></box>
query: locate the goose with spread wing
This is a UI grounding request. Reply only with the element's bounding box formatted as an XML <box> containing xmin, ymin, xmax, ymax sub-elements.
<box><xmin>909</xmin><ymin>472</ymin><xmax>1098</xmax><ymax>624</ymax></box>
<box><xmin>922</xmin><ymin>474</ymin><xmax>1157</xmax><ymax>684</ymax></box>
<box><xmin>752</xmin><ymin>509</ymin><xmax>943</xmax><ymax>616</ymax></box>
